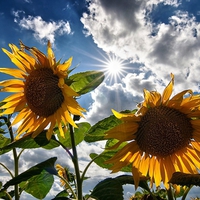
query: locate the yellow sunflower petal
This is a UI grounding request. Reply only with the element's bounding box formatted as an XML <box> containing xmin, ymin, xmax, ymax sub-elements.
<box><xmin>1</xmin><ymin>86</ymin><xmax>24</xmax><ymax>92</ymax></box>
<box><xmin>106</xmin><ymin>142</ymin><xmax>139</xmax><ymax>164</ymax></box>
<box><xmin>17</xmin><ymin>112</ymin><xmax>37</xmax><ymax>135</ymax></box>
<box><xmin>12</xmin><ymin>107</ymin><xmax>30</xmax><ymax>126</ymax></box>
<box><xmin>112</xmin><ymin>109</ymin><xmax>140</xmax><ymax>121</ymax></box>
<box><xmin>0</xmin><ymin>68</ymin><xmax>26</xmax><ymax>78</ymax></box>
<box><xmin>143</xmin><ymin>90</ymin><xmax>161</xmax><ymax>107</ymax></box>
<box><xmin>132</xmin><ymin>166</ymin><xmax>141</xmax><ymax>189</ymax></box>
<box><xmin>46</xmin><ymin>119</ymin><xmax>56</xmax><ymax>140</ymax></box>
<box><xmin>0</xmin><ymin>79</ymin><xmax>24</xmax><ymax>88</ymax></box>
<box><xmin>105</xmin><ymin>122</ymin><xmax>138</xmax><ymax>141</ymax></box>
<box><xmin>1</xmin><ymin>93</ymin><xmax>24</xmax><ymax>102</ymax></box>
<box><xmin>0</xmin><ymin>100</ymin><xmax>26</xmax><ymax>115</ymax></box>
<box><xmin>185</xmin><ymin>147</ymin><xmax>200</xmax><ymax>168</ymax></box>
<box><xmin>63</xmin><ymin>84</ymin><xmax>79</xmax><ymax>97</ymax></box>
<box><xmin>2</xmin><ymin>47</ymin><xmax>27</xmax><ymax>72</ymax></box>
<box><xmin>168</xmin><ymin>89</ymin><xmax>192</xmax><ymax>108</ymax></box>
<box><xmin>31</xmin><ymin>118</ymin><xmax>50</xmax><ymax>138</ymax></box>
<box><xmin>60</xmin><ymin>103</ymin><xmax>78</xmax><ymax>128</ymax></box>
<box><xmin>0</xmin><ymin>98</ymin><xmax>25</xmax><ymax>109</ymax></box>
<box><xmin>139</xmin><ymin>154</ymin><xmax>150</xmax><ymax>176</ymax></box>
<box><xmin>162</xmin><ymin>73</ymin><xmax>174</xmax><ymax>105</ymax></box>
<box><xmin>178</xmin><ymin>152</ymin><xmax>197</xmax><ymax>173</ymax></box>
<box><xmin>65</xmin><ymin>96</ymin><xmax>85</xmax><ymax>116</ymax></box>
<box><xmin>56</xmin><ymin>57</ymin><xmax>72</xmax><ymax>77</ymax></box>
<box><xmin>17</xmin><ymin>50</ymin><xmax>35</xmax><ymax>70</ymax></box>
<box><xmin>148</xmin><ymin>156</ymin><xmax>156</xmax><ymax>180</ymax></box>
<box><xmin>154</xmin><ymin>158</ymin><xmax>162</xmax><ymax>187</ymax></box>
<box><xmin>47</xmin><ymin>41</ymin><xmax>56</xmax><ymax>67</ymax></box>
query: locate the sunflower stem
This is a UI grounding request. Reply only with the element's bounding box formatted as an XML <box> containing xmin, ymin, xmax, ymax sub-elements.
<box><xmin>0</xmin><ymin>162</ymin><xmax>14</xmax><ymax>178</ymax></box>
<box><xmin>5</xmin><ymin>115</ymin><xmax>19</xmax><ymax>200</ymax></box>
<box><xmin>80</xmin><ymin>154</ymin><xmax>99</xmax><ymax>184</ymax></box>
<box><xmin>54</xmin><ymin>138</ymin><xmax>74</xmax><ymax>160</ymax></box>
<box><xmin>69</xmin><ymin>123</ymin><xmax>82</xmax><ymax>200</ymax></box>
<box><xmin>167</xmin><ymin>186</ymin><xmax>174</xmax><ymax>200</ymax></box>
<box><xmin>57</xmin><ymin>174</ymin><xmax>77</xmax><ymax>198</ymax></box>
<box><xmin>181</xmin><ymin>185</ymin><xmax>192</xmax><ymax>200</ymax></box>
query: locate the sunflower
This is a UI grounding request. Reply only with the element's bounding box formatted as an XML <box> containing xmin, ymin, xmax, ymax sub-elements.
<box><xmin>105</xmin><ymin>73</ymin><xmax>200</xmax><ymax>189</ymax></box>
<box><xmin>56</xmin><ymin>164</ymin><xmax>70</xmax><ymax>188</ymax></box>
<box><xmin>0</xmin><ymin>41</ymin><xmax>85</xmax><ymax>140</ymax></box>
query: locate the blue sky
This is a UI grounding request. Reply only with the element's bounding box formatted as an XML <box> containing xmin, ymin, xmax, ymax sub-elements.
<box><xmin>0</xmin><ymin>0</ymin><xmax>200</xmax><ymax>199</ymax></box>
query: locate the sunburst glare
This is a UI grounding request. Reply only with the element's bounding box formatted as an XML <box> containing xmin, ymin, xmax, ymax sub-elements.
<box><xmin>100</xmin><ymin>54</ymin><xmax>129</xmax><ymax>83</ymax></box>
<box><xmin>70</xmin><ymin>47</ymin><xmax>135</xmax><ymax>83</ymax></box>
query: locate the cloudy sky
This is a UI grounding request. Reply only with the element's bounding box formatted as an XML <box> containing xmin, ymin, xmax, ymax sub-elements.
<box><xmin>0</xmin><ymin>0</ymin><xmax>200</xmax><ymax>199</ymax></box>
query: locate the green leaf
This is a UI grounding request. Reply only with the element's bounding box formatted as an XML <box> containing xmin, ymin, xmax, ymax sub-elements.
<box><xmin>90</xmin><ymin>139</ymin><xmax>132</xmax><ymax>172</ymax></box>
<box><xmin>90</xmin><ymin>175</ymin><xmax>149</xmax><ymax>200</ymax></box>
<box><xmin>52</xmin><ymin>190</ymin><xmax>69</xmax><ymax>199</ymax></box>
<box><xmin>169</xmin><ymin>172</ymin><xmax>200</xmax><ymax>186</ymax></box>
<box><xmin>19</xmin><ymin>170</ymin><xmax>54</xmax><ymax>199</ymax></box>
<box><xmin>57</xmin><ymin>122</ymin><xmax>91</xmax><ymax>148</ymax></box>
<box><xmin>3</xmin><ymin>157</ymin><xmax>57</xmax><ymax>190</ymax></box>
<box><xmin>84</xmin><ymin>115</ymin><xmax>122</xmax><ymax>143</ymax></box>
<box><xmin>69</xmin><ymin>71</ymin><xmax>105</xmax><ymax>95</ymax></box>
<box><xmin>1</xmin><ymin>132</ymin><xmax>59</xmax><ymax>152</ymax></box>
<box><xmin>90</xmin><ymin>178</ymin><xmax>124</xmax><ymax>200</ymax></box>
<box><xmin>0</xmin><ymin>134</ymin><xmax>11</xmax><ymax>155</ymax></box>
<box><xmin>85</xmin><ymin>110</ymin><xmax>136</xmax><ymax>143</ymax></box>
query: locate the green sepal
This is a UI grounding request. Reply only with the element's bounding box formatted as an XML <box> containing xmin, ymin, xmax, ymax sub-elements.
<box><xmin>69</xmin><ymin>71</ymin><xmax>105</xmax><ymax>95</ymax></box>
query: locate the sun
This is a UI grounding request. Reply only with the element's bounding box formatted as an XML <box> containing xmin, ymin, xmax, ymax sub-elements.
<box><xmin>106</xmin><ymin>57</ymin><xmax>123</xmax><ymax>74</ymax></box>
<box><xmin>101</xmin><ymin>54</ymin><xmax>128</xmax><ymax>83</ymax></box>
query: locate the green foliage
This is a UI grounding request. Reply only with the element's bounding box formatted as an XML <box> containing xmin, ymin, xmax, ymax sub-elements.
<box><xmin>57</xmin><ymin>122</ymin><xmax>91</xmax><ymax>148</ymax></box>
<box><xmin>90</xmin><ymin>139</ymin><xmax>132</xmax><ymax>172</ymax></box>
<box><xmin>0</xmin><ymin>134</ymin><xmax>11</xmax><ymax>155</ymax></box>
<box><xmin>19</xmin><ymin>170</ymin><xmax>54</xmax><ymax>199</ymax></box>
<box><xmin>90</xmin><ymin>175</ymin><xmax>150</xmax><ymax>200</ymax></box>
<box><xmin>3</xmin><ymin>157</ymin><xmax>57</xmax><ymax>190</ymax></box>
<box><xmin>0</xmin><ymin>132</ymin><xmax>59</xmax><ymax>154</ymax></box>
<box><xmin>169</xmin><ymin>172</ymin><xmax>200</xmax><ymax>186</ymax></box>
<box><xmin>69</xmin><ymin>71</ymin><xmax>105</xmax><ymax>95</ymax></box>
<box><xmin>52</xmin><ymin>190</ymin><xmax>69</xmax><ymax>199</ymax></box>
<box><xmin>84</xmin><ymin>115</ymin><xmax>122</xmax><ymax>142</ymax></box>
<box><xmin>90</xmin><ymin>177</ymin><xmax>124</xmax><ymax>200</ymax></box>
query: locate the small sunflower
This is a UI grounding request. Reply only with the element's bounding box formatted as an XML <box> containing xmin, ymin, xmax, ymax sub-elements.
<box><xmin>0</xmin><ymin>41</ymin><xmax>85</xmax><ymax>139</ymax></box>
<box><xmin>56</xmin><ymin>164</ymin><xmax>72</xmax><ymax>188</ymax></box>
<box><xmin>105</xmin><ymin>73</ymin><xmax>200</xmax><ymax>189</ymax></box>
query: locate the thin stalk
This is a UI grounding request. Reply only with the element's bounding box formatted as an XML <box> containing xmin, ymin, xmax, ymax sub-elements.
<box><xmin>57</xmin><ymin>174</ymin><xmax>77</xmax><ymax>198</ymax></box>
<box><xmin>181</xmin><ymin>186</ymin><xmax>192</xmax><ymax>200</ymax></box>
<box><xmin>4</xmin><ymin>115</ymin><xmax>19</xmax><ymax>200</ymax></box>
<box><xmin>0</xmin><ymin>162</ymin><xmax>14</xmax><ymax>178</ymax></box>
<box><xmin>69</xmin><ymin>124</ymin><xmax>82</xmax><ymax>200</ymax></box>
<box><xmin>80</xmin><ymin>155</ymin><xmax>99</xmax><ymax>184</ymax></box>
<box><xmin>17</xmin><ymin>149</ymin><xmax>25</xmax><ymax>160</ymax></box>
<box><xmin>53</xmin><ymin>138</ymin><xmax>74</xmax><ymax>160</ymax></box>
<box><xmin>4</xmin><ymin>191</ymin><xmax>12</xmax><ymax>200</ymax></box>
<box><xmin>167</xmin><ymin>186</ymin><xmax>174</xmax><ymax>200</ymax></box>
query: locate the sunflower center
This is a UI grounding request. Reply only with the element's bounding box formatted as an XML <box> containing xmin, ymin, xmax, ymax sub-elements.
<box><xmin>135</xmin><ymin>106</ymin><xmax>193</xmax><ymax>157</ymax></box>
<box><xmin>24</xmin><ymin>67</ymin><xmax>64</xmax><ymax>117</ymax></box>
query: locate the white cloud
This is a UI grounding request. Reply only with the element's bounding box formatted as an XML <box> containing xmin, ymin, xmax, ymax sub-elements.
<box><xmin>81</xmin><ymin>0</ymin><xmax>200</xmax><ymax>94</ymax></box>
<box><xmin>83</xmin><ymin>70</ymin><xmax>167</xmax><ymax>125</ymax></box>
<box><xmin>13</xmin><ymin>11</ymin><xmax>72</xmax><ymax>44</ymax></box>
